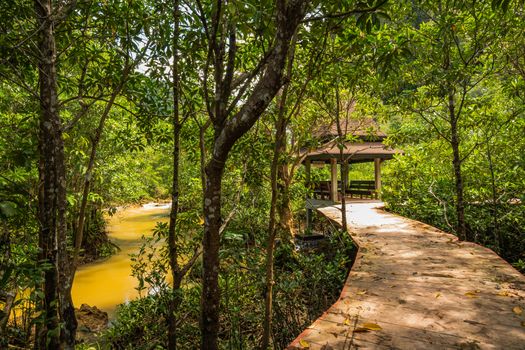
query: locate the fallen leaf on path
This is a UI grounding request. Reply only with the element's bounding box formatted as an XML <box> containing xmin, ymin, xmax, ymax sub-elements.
<box><xmin>497</xmin><ymin>290</ymin><xmax>510</xmax><ymax>297</ymax></box>
<box><xmin>299</xmin><ymin>339</ymin><xmax>310</xmax><ymax>348</ymax></box>
<box><xmin>356</xmin><ymin>290</ymin><xmax>367</xmax><ymax>295</ymax></box>
<box><xmin>354</xmin><ymin>322</ymin><xmax>382</xmax><ymax>332</ymax></box>
<box><xmin>435</xmin><ymin>292</ymin><xmax>441</xmax><ymax>298</ymax></box>
<box><xmin>361</xmin><ymin>323</ymin><xmax>382</xmax><ymax>330</ymax></box>
<box><xmin>344</xmin><ymin>318</ymin><xmax>352</xmax><ymax>326</ymax></box>
<box><xmin>464</xmin><ymin>291</ymin><xmax>478</xmax><ymax>298</ymax></box>
<box><xmin>513</xmin><ymin>306</ymin><xmax>523</xmax><ymax>315</ymax></box>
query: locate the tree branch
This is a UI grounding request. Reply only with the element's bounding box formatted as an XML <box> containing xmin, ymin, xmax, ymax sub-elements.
<box><xmin>301</xmin><ymin>0</ymin><xmax>388</xmax><ymax>23</ymax></box>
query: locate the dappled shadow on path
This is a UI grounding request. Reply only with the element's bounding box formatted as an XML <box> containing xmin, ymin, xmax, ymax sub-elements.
<box><xmin>288</xmin><ymin>202</ymin><xmax>525</xmax><ymax>350</ymax></box>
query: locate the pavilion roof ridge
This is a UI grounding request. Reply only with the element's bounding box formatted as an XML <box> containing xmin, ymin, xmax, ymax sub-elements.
<box><xmin>302</xmin><ymin>139</ymin><xmax>403</xmax><ymax>164</ymax></box>
<box><xmin>312</xmin><ymin>107</ymin><xmax>387</xmax><ymax>141</ymax></box>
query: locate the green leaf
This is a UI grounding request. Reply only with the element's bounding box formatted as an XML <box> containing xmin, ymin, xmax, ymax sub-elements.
<box><xmin>0</xmin><ymin>201</ymin><xmax>17</xmax><ymax>218</ymax></box>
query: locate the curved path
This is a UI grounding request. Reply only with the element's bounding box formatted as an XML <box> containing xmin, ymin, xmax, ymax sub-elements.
<box><xmin>288</xmin><ymin>201</ymin><xmax>525</xmax><ymax>349</ymax></box>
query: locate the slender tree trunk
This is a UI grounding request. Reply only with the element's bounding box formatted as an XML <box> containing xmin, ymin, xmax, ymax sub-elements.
<box><xmin>276</xmin><ymin>124</ymin><xmax>292</xmax><ymax>239</ymax></box>
<box><xmin>486</xmin><ymin>142</ymin><xmax>500</xmax><ymax>251</ymax></box>
<box><xmin>261</xmin><ymin>134</ymin><xmax>281</xmax><ymax>350</ymax></box>
<box><xmin>449</xmin><ymin>92</ymin><xmax>467</xmax><ymax>241</ymax></box>
<box><xmin>199</xmin><ymin>121</ymin><xmax>210</xmax><ymax>192</ymax></box>
<box><xmin>72</xmin><ymin>90</ymin><xmax>121</xmax><ymax>267</ymax></box>
<box><xmin>167</xmin><ymin>0</ymin><xmax>182</xmax><ymax>348</ymax></box>
<box><xmin>334</xmin><ymin>86</ymin><xmax>347</xmax><ymax>229</ymax></box>
<box><xmin>261</xmin><ymin>31</ymin><xmax>296</xmax><ymax>348</ymax></box>
<box><xmin>201</xmin><ymin>159</ymin><xmax>224</xmax><ymax>350</ymax></box>
<box><xmin>277</xmin><ymin>165</ymin><xmax>293</xmax><ymax>238</ymax></box>
<box><xmin>261</xmin><ymin>97</ymin><xmax>287</xmax><ymax>350</ymax></box>
<box><xmin>34</xmin><ymin>1</ymin><xmax>67</xmax><ymax>347</ymax></box>
<box><xmin>340</xmin><ymin>160</ymin><xmax>348</xmax><ymax>220</ymax></box>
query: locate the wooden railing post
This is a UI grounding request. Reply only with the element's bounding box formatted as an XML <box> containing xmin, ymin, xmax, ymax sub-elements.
<box><xmin>374</xmin><ymin>158</ymin><xmax>381</xmax><ymax>199</ymax></box>
<box><xmin>305</xmin><ymin>159</ymin><xmax>312</xmax><ymax>230</ymax></box>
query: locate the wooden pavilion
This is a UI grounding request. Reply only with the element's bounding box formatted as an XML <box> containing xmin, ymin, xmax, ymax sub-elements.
<box><xmin>302</xmin><ymin>116</ymin><xmax>402</xmax><ymax>203</ymax></box>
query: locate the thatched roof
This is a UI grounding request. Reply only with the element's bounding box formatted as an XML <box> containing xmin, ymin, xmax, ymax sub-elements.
<box><xmin>301</xmin><ymin>101</ymin><xmax>401</xmax><ymax>164</ymax></box>
<box><xmin>303</xmin><ymin>141</ymin><xmax>401</xmax><ymax>163</ymax></box>
<box><xmin>312</xmin><ymin>101</ymin><xmax>386</xmax><ymax>141</ymax></box>
<box><xmin>312</xmin><ymin>117</ymin><xmax>386</xmax><ymax>141</ymax></box>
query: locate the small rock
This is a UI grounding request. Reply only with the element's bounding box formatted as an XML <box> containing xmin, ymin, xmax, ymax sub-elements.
<box><xmin>76</xmin><ymin>304</ymin><xmax>108</xmax><ymax>332</ymax></box>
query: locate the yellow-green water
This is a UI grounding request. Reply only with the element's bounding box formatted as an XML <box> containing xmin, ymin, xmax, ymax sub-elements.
<box><xmin>71</xmin><ymin>203</ymin><xmax>170</xmax><ymax>318</ymax></box>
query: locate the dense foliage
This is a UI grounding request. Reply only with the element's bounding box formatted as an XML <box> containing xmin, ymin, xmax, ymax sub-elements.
<box><xmin>106</xmin><ymin>225</ymin><xmax>354</xmax><ymax>349</ymax></box>
<box><xmin>379</xmin><ymin>0</ymin><xmax>525</xmax><ymax>270</ymax></box>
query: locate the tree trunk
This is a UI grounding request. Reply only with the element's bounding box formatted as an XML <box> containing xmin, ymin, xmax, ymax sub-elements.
<box><xmin>34</xmin><ymin>0</ymin><xmax>67</xmax><ymax>348</ymax></box>
<box><xmin>334</xmin><ymin>86</ymin><xmax>347</xmax><ymax>229</ymax></box>
<box><xmin>59</xmin><ymin>292</ymin><xmax>77</xmax><ymax>349</ymax></box>
<box><xmin>340</xmin><ymin>160</ymin><xmax>348</xmax><ymax>223</ymax></box>
<box><xmin>168</xmin><ymin>0</ymin><xmax>182</xmax><ymax>348</ymax></box>
<box><xmin>277</xmin><ymin>165</ymin><xmax>293</xmax><ymax>238</ymax></box>
<box><xmin>200</xmin><ymin>2</ymin><xmax>309</xmax><ymax>348</ymax></box>
<box><xmin>201</xmin><ymin>159</ymin><xmax>224</xmax><ymax>350</ymax></box>
<box><xmin>486</xmin><ymin>142</ymin><xmax>500</xmax><ymax>251</ymax></box>
<box><xmin>449</xmin><ymin>92</ymin><xmax>467</xmax><ymax>241</ymax></box>
<box><xmin>261</xmin><ymin>131</ymin><xmax>281</xmax><ymax>350</ymax></box>
<box><xmin>261</xmin><ymin>30</ymin><xmax>297</xmax><ymax>348</ymax></box>
<box><xmin>72</xmin><ymin>90</ymin><xmax>121</xmax><ymax>268</ymax></box>
<box><xmin>261</xmin><ymin>94</ymin><xmax>288</xmax><ymax>350</ymax></box>
<box><xmin>199</xmin><ymin>121</ymin><xmax>210</xmax><ymax>193</ymax></box>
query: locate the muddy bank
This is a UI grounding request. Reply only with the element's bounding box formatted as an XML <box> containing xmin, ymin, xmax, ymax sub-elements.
<box><xmin>75</xmin><ymin>304</ymin><xmax>109</xmax><ymax>344</ymax></box>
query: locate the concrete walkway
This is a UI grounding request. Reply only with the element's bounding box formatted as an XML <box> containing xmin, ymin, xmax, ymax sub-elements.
<box><xmin>288</xmin><ymin>201</ymin><xmax>525</xmax><ymax>349</ymax></box>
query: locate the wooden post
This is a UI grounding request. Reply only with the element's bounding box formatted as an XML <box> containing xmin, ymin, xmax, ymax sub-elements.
<box><xmin>305</xmin><ymin>159</ymin><xmax>312</xmax><ymax>230</ymax></box>
<box><xmin>330</xmin><ymin>158</ymin><xmax>338</xmax><ymax>202</ymax></box>
<box><xmin>374</xmin><ymin>158</ymin><xmax>381</xmax><ymax>199</ymax></box>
